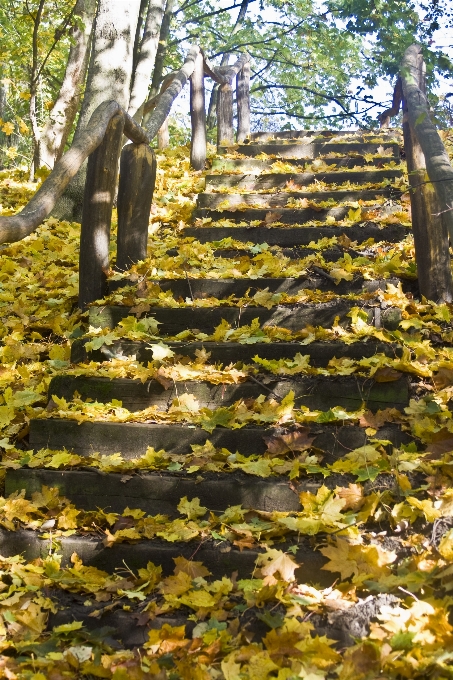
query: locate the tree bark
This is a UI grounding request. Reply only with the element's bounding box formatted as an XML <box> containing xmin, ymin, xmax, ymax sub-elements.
<box><xmin>116</xmin><ymin>143</ymin><xmax>156</xmax><ymax>270</ymax></box>
<box><xmin>55</xmin><ymin>0</ymin><xmax>141</xmax><ymax>221</ymax></box>
<box><xmin>236</xmin><ymin>58</ymin><xmax>250</xmax><ymax>142</ymax></box>
<box><xmin>79</xmin><ymin>112</ymin><xmax>125</xmax><ymax>309</ymax></box>
<box><xmin>40</xmin><ymin>0</ymin><xmax>97</xmax><ymax>170</ymax></box>
<box><xmin>128</xmin><ymin>0</ymin><xmax>165</xmax><ymax>118</ymax></box>
<box><xmin>29</xmin><ymin>0</ymin><xmax>46</xmax><ymax>181</ymax></box>
<box><xmin>148</xmin><ymin>0</ymin><xmax>176</xmax><ymax>99</ymax></box>
<box><xmin>190</xmin><ymin>50</ymin><xmax>206</xmax><ymax>170</ymax></box>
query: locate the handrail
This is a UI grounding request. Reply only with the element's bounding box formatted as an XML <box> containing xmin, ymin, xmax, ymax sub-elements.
<box><xmin>0</xmin><ymin>101</ymin><xmax>149</xmax><ymax>245</ymax></box>
<box><xmin>380</xmin><ymin>44</ymin><xmax>453</xmax><ymax>302</ymax></box>
<box><xmin>0</xmin><ymin>43</ymin><xmax>251</xmax><ymax>308</ymax></box>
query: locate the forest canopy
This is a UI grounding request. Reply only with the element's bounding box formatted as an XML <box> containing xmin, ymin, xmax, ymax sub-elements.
<box><xmin>0</xmin><ymin>0</ymin><xmax>452</xmax><ymax>176</ymax></box>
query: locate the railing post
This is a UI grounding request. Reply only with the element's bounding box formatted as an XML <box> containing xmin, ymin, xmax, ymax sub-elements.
<box><xmin>217</xmin><ymin>81</ymin><xmax>234</xmax><ymax>148</ymax></box>
<box><xmin>236</xmin><ymin>59</ymin><xmax>250</xmax><ymax>143</ymax></box>
<box><xmin>157</xmin><ymin>119</ymin><xmax>169</xmax><ymax>149</ymax></box>
<box><xmin>79</xmin><ymin>112</ymin><xmax>124</xmax><ymax>310</ymax></box>
<box><xmin>116</xmin><ymin>143</ymin><xmax>156</xmax><ymax>271</ymax></box>
<box><xmin>402</xmin><ymin>48</ymin><xmax>453</xmax><ymax>302</ymax></box>
<box><xmin>190</xmin><ymin>50</ymin><xmax>206</xmax><ymax>170</ymax></box>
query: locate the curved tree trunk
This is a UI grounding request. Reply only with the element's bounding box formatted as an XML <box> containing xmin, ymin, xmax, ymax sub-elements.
<box><xmin>40</xmin><ymin>0</ymin><xmax>97</xmax><ymax>170</ymax></box>
<box><xmin>128</xmin><ymin>0</ymin><xmax>165</xmax><ymax>118</ymax></box>
<box><xmin>54</xmin><ymin>0</ymin><xmax>141</xmax><ymax>220</ymax></box>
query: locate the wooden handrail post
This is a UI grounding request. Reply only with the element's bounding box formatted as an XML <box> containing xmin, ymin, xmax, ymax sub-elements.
<box><xmin>401</xmin><ymin>45</ymin><xmax>453</xmax><ymax>302</ymax></box>
<box><xmin>190</xmin><ymin>50</ymin><xmax>206</xmax><ymax>170</ymax></box>
<box><xmin>217</xmin><ymin>81</ymin><xmax>234</xmax><ymax>148</ymax></box>
<box><xmin>116</xmin><ymin>143</ymin><xmax>156</xmax><ymax>271</ymax></box>
<box><xmin>79</xmin><ymin>112</ymin><xmax>124</xmax><ymax>310</ymax></box>
<box><xmin>236</xmin><ymin>59</ymin><xmax>250</xmax><ymax>142</ymax></box>
<box><xmin>157</xmin><ymin>119</ymin><xmax>170</xmax><ymax>149</ymax></box>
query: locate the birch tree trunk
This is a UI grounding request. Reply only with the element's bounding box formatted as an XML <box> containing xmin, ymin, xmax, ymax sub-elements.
<box><xmin>148</xmin><ymin>0</ymin><xmax>175</xmax><ymax>99</ymax></box>
<box><xmin>40</xmin><ymin>0</ymin><xmax>97</xmax><ymax>170</ymax></box>
<box><xmin>77</xmin><ymin>0</ymin><xmax>141</xmax><ymax>131</ymax></box>
<box><xmin>128</xmin><ymin>0</ymin><xmax>165</xmax><ymax>118</ymax></box>
<box><xmin>54</xmin><ymin>0</ymin><xmax>141</xmax><ymax>220</ymax></box>
<box><xmin>29</xmin><ymin>0</ymin><xmax>46</xmax><ymax>181</ymax></box>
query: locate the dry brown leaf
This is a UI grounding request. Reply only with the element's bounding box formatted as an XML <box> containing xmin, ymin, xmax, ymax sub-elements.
<box><xmin>173</xmin><ymin>556</ymin><xmax>211</xmax><ymax>578</ymax></box>
<box><xmin>426</xmin><ymin>428</ymin><xmax>453</xmax><ymax>458</ymax></box>
<box><xmin>358</xmin><ymin>408</ymin><xmax>402</xmax><ymax>429</ymax></box>
<box><xmin>263</xmin><ymin>426</ymin><xmax>315</xmax><ymax>456</ymax></box>
<box><xmin>264</xmin><ymin>210</ymin><xmax>283</xmax><ymax>224</ymax></box>
<box><xmin>335</xmin><ymin>484</ymin><xmax>364</xmax><ymax>511</ymax></box>
<box><xmin>373</xmin><ymin>367</ymin><xmax>403</xmax><ymax>383</ymax></box>
<box><xmin>129</xmin><ymin>302</ymin><xmax>151</xmax><ymax>317</ymax></box>
<box><xmin>433</xmin><ymin>368</ymin><xmax>453</xmax><ymax>390</ymax></box>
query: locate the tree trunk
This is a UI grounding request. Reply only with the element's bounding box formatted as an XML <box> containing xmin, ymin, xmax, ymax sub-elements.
<box><xmin>148</xmin><ymin>0</ymin><xmax>175</xmax><ymax>99</ymax></box>
<box><xmin>128</xmin><ymin>0</ymin><xmax>165</xmax><ymax>118</ymax></box>
<box><xmin>54</xmin><ymin>0</ymin><xmax>141</xmax><ymax>221</ymax></box>
<box><xmin>40</xmin><ymin>0</ymin><xmax>97</xmax><ymax>170</ymax></box>
<box><xmin>79</xmin><ymin>112</ymin><xmax>125</xmax><ymax>309</ymax></box>
<box><xmin>29</xmin><ymin>0</ymin><xmax>46</xmax><ymax>181</ymax></box>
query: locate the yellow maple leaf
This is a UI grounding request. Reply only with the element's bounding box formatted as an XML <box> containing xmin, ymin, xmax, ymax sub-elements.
<box><xmin>257</xmin><ymin>548</ymin><xmax>299</xmax><ymax>584</ymax></box>
<box><xmin>177</xmin><ymin>496</ymin><xmax>207</xmax><ymax>519</ymax></box>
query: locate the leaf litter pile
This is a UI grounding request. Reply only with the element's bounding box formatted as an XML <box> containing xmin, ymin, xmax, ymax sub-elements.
<box><xmin>2</xmin><ymin>137</ymin><xmax>453</xmax><ymax>678</ymax></box>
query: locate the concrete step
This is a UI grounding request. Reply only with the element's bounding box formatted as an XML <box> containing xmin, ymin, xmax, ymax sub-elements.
<box><xmin>28</xmin><ymin>418</ymin><xmax>410</xmax><ymax>459</ymax></box>
<box><xmin>162</xmin><ymin>246</ymin><xmax>380</xmax><ymax>262</ymax></box>
<box><xmin>183</xmin><ymin>223</ymin><xmax>407</xmax><ymax>246</ymax></box>
<box><xmin>205</xmin><ymin>169</ymin><xmax>403</xmax><ymax>190</ymax></box>
<box><xmin>219</xmin><ymin>142</ymin><xmax>400</xmax><ymax>159</ymax></box>
<box><xmin>0</xmin><ymin>528</ymin><xmax>331</xmax><ymax>583</ymax></box>
<box><xmin>106</xmin><ymin>276</ymin><xmax>401</xmax><ymax>299</ymax></box>
<box><xmin>249</xmin><ymin>129</ymin><xmax>401</xmax><ymax>142</ymax></box>
<box><xmin>48</xmin><ymin>373</ymin><xmax>409</xmax><ymax>412</ymax></box>
<box><xmin>193</xmin><ymin>204</ymin><xmax>405</xmax><ymax>224</ymax></box>
<box><xmin>197</xmin><ymin>189</ymin><xmax>400</xmax><ymax>209</ymax></box>
<box><xmin>5</xmin><ymin>468</ymin><xmax>348</xmax><ymax>515</ymax></box>
<box><xmin>47</xmin><ymin>600</ymin><xmax>189</xmax><ymax>649</ymax></box>
<box><xmin>88</xmin><ymin>299</ymin><xmax>378</xmax><ymax>332</ymax></box>
<box><xmin>72</xmin><ymin>336</ymin><xmax>402</xmax><ymax>365</ymax></box>
<box><xmin>211</xmin><ymin>156</ymin><xmax>402</xmax><ymax>172</ymax></box>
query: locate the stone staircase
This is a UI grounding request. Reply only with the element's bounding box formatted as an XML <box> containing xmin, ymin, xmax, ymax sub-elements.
<box><xmin>3</xmin><ymin>128</ymin><xmax>415</xmax><ymax>645</ymax></box>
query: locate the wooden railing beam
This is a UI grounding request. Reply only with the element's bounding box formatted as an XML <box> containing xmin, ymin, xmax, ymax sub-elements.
<box><xmin>190</xmin><ymin>50</ymin><xmax>207</xmax><ymax>170</ymax></box>
<box><xmin>400</xmin><ymin>44</ymin><xmax>453</xmax><ymax>302</ymax></box>
<box><xmin>217</xmin><ymin>82</ymin><xmax>234</xmax><ymax>147</ymax></box>
<box><xmin>237</xmin><ymin>59</ymin><xmax>250</xmax><ymax>143</ymax></box>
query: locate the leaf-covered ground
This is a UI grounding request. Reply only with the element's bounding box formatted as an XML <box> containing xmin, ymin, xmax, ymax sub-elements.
<box><xmin>2</xmin><ymin>137</ymin><xmax>453</xmax><ymax>678</ymax></box>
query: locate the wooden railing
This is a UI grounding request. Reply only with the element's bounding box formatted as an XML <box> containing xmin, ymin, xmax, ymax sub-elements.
<box><xmin>0</xmin><ymin>45</ymin><xmax>251</xmax><ymax>309</ymax></box>
<box><xmin>380</xmin><ymin>44</ymin><xmax>453</xmax><ymax>302</ymax></box>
